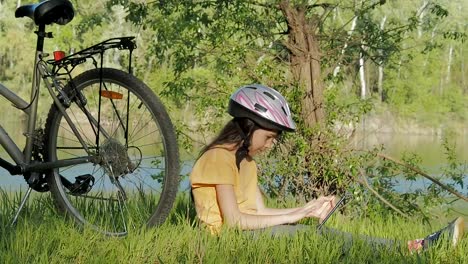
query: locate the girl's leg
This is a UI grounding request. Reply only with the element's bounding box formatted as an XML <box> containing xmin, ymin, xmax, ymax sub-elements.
<box><xmin>247</xmin><ymin>216</ymin><xmax>464</xmax><ymax>253</ymax></box>
<box><xmin>317</xmin><ymin>225</ymin><xmax>404</xmax><ymax>252</ymax></box>
<box><xmin>408</xmin><ymin>216</ymin><xmax>465</xmax><ymax>251</ymax></box>
<box><xmin>247</xmin><ymin>224</ymin><xmax>403</xmax><ymax>251</ymax></box>
<box><xmin>244</xmin><ymin>224</ymin><xmax>310</xmax><ymax>237</ymax></box>
<box><xmin>319</xmin><ymin>217</ymin><xmax>465</xmax><ymax>252</ymax></box>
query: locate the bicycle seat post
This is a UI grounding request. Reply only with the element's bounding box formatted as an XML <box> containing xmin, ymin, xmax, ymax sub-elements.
<box><xmin>35</xmin><ymin>24</ymin><xmax>54</xmax><ymax>52</ymax></box>
<box><xmin>22</xmin><ymin>24</ymin><xmax>50</xmax><ymax>164</ymax></box>
<box><xmin>14</xmin><ymin>0</ymin><xmax>73</xmax><ymax>163</ymax></box>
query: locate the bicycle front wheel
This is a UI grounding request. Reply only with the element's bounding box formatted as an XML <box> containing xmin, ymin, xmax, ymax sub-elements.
<box><xmin>45</xmin><ymin>68</ymin><xmax>179</xmax><ymax>236</ymax></box>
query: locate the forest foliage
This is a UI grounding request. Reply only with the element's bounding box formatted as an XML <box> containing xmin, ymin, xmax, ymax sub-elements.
<box><xmin>0</xmin><ymin>0</ymin><xmax>467</xmax><ymax>218</ymax></box>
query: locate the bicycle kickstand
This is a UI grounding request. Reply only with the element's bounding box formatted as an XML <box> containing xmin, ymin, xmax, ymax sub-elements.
<box><xmin>11</xmin><ymin>187</ymin><xmax>33</xmax><ymax>227</ymax></box>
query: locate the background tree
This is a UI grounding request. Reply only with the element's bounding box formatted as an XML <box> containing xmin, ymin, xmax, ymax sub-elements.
<box><xmin>112</xmin><ymin>0</ymin><xmax>457</xmax><ymax>188</ymax></box>
<box><xmin>0</xmin><ymin>0</ymin><xmax>466</xmax><ymax>217</ymax></box>
<box><xmin>111</xmin><ymin>0</ymin><xmax>425</xmax><ymax>128</ymax></box>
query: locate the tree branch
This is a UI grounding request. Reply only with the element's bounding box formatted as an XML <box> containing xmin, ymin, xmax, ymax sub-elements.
<box><xmin>333</xmin><ymin>0</ymin><xmax>385</xmax><ymax>33</ymax></box>
<box><xmin>377</xmin><ymin>153</ymin><xmax>468</xmax><ymax>202</ymax></box>
<box><xmin>251</xmin><ymin>1</ymin><xmax>275</xmax><ymax>9</ymax></box>
<box><xmin>357</xmin><ymin>168</ymin><xmax>410</xmax><ymax>218</ymax></box>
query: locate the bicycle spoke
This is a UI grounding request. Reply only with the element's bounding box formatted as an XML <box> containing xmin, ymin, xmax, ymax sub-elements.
<box><xmin>129</xmin><ymin>129</ymin><xmax>161</xmax><ymax>145</ymax></box>
<box><xmin>68</xmin><ymin>107</ymin><xmax>96</xmax><ymax>145</ymax></box>
<box><xmin>56</xmin><ymin>127</ymin><xmax>85</xmax><ymax>145</ymax></box>
<box><xmin>128</xmin><ymin>104</ymin><xmax>150</xmax><ymax>140</ymax></box>
<box><xmin>46</xmin><ymin>68</ymin><xmax>179</xmax><ymax>236</ymax></box>
<box><xmin>128</xmin><ymin>142</ymin><xmax>163</xmax><ymax>149</ymax></box>
<box><xmin>123</xmin><ymin>174</ymin><xmax>162</xmax><ymax>194</ymax></box>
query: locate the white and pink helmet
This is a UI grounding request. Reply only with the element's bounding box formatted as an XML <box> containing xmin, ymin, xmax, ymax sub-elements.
<box><xmin>228</xmin><ymin>84</ymin><xmax>296</xmax><ymax>132</ymax></box>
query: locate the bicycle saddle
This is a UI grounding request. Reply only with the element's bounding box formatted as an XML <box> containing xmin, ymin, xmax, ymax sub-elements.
<box><xmin>15</xmin><ymin>0</ymin><xmax>74</xmax><ymax>26</ymax></box>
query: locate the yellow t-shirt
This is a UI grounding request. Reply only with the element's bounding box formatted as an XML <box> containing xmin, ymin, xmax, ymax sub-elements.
<box><xmin>190</xmin><ymin>147</ymin><xmax>258</xmax><ymax>233</ymax></box>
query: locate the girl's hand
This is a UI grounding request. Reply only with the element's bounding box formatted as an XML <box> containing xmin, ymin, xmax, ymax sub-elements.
<box><xmin>284</xmin><ymin>196</ymin><xmax>336</xmax><ymax>224</ymax></box>
<box><xmin>304</xmin><ymin>196</ymin><xmax>336</xmax><ymax>220</ymax></box>
<box><xmin>286</xmin><ymin>200</ymin><xmax>322</xmax><ymax>223</ymax></box>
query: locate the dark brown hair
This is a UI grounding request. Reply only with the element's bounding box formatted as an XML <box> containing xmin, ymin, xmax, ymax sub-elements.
<box><xmin>199</xmin><ymin>117</ymin><xmax>260</xmax><ymax>169</ymax></box>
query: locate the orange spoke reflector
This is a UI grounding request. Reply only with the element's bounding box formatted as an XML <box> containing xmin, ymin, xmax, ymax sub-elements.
<box><xmin>100</xmin><ymin>90</ymin><xmax>123</xmax><ymax>99</ymax></box>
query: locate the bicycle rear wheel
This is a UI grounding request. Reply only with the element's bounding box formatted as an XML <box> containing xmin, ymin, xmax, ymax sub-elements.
<box><xmin>45</xmin><ymin>68</ymin><xmax>179</xmax><ymax>236</ymax></box>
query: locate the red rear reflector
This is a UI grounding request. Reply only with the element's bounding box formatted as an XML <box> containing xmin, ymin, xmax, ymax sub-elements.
<box><xmin>53</xmin><ymin>51</ymin><xmax>66</xmax><ymax>61</ymax></box>
<box><xmin>100</xmin><ymin>90</ymin><xmax>123</xmax><ymax>99</ymax></box>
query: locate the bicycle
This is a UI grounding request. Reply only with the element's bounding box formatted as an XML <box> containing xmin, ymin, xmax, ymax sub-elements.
<box><xmin>0</xmin><ymin>0</ymin><xmax>180</xmax><ymax>236</ymax></box>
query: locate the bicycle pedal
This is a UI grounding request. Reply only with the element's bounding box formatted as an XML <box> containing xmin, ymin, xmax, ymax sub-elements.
<box><xmin>60</xmin><ymin>174</ymin><xmax>95</xmax><ymax>195</ymax></box>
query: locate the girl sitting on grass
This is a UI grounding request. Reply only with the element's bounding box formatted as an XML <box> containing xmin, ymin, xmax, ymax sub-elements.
<box><xmin>189</xmin><ymin>84</ymin><xmax>464</xmax><ymax>252</ymax></box>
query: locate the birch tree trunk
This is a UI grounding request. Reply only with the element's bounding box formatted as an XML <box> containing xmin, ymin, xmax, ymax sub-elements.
<box><xmin>457</xmin><ymin>4</ymin><xmax>466</xmax><ymax>94</ymax></box>
<box><xmin>462</xmin><ymin>46</ymin><xmax>466</xmax><ymax>94</ymax></box>
<box><xmin>446</xmin><ymin>45</ymin><xmax>453</xmax><ymax>84</ymax></box>
<box><xmin>417</xmin><ymin>1</ymin><xmax>428</xmax><ymax>38</ymax></box>
<box><xmin>378</xmin><ymin>16</ymin><xmax>387</xmax><ymax>101</ymax></box>
<box><xmin>424</xmin><ymin>26</ymin><xmax>438</xmax><ymax>68</ymax></box>
<box><xmin>359</xmin><ymin>48</ymin><xmax>366</xmax><ymax>99</ymax></box>
<box><xmin>397</xmin><ymin>32</ymin><xmax>408</xmax><ymax>79</ymax></box>
<box><xmin>333</xmin><ymin>16</ymin><xmax>358</xmax><ymax>77</ymax></box>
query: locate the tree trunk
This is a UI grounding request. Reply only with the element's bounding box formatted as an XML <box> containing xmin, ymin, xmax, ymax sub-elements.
<box><xmin>397</xmin><ymin>32</ymin><xmax>407</xmax><ymax>79</ymax></box>
<box><xmin>280</xmin><ymin>1</ymin><xmax>325</xmax><ymax>127</ymax></box>
<box><xmin>378</xmin><ymin>16</ymin><xmax>387</xmax><ymax>101</ymax></box>
<box><xmin>417</xmin><ymin>1</ymin><xmax>428</xmax><ymax>38</ymax></box>
<box><xmin>424</xmin><ymin>26</ymin><xmax>438</xmax><ymax>68</ymax></box>
<box><xmin>359</xmin><ymin>49</ymin><xmax>366</xmax><ymax>99</ymax></box>
<box><xmin>461</xmin><ymin>45</ymin><xmax>466</xmax><ymax>95</ymax></box>
<box><xmin>446</xmin><ymin>45</ymin><xmax>453</xmax><ymax>84</ymax></box>
<box><xmin>333</xmin><ymin>16</ymin><xmax>358</xmax><ymax>77</ymax></box>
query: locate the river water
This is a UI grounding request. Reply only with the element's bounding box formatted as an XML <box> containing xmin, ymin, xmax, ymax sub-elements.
<box><xmin>0</xmin><ymin>109</ymin><xmax>466</xmax><ymax>194</ymax></box>
<box><xmin>352</xmin><ymin>131</ymin><xmax>467</xmax><ymax>194</ymax></box>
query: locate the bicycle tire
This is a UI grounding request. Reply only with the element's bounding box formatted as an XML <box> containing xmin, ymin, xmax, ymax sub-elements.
<box><xmin>45</xmin><ymin>68</ymin><xmax>179</xmax><ymax>236</ymax></box>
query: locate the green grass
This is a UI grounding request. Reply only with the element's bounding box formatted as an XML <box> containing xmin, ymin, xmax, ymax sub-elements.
<box><xmin>0</xmin><ymin>191</ymin><xmax>466</xmax><ymax>263</ymax></box>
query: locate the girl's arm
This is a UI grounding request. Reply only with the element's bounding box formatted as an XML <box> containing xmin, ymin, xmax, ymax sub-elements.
<box><xmin>255</xmin><ymin>187</ymin><xmax>337</xmax><ymax>219</ymax></box>
<box><xmin>216</xmin><ymin>184</ymin><xmax>315</xmax><ymax>230</ymax></box>
<box><xmin>255</xmin><ymin>187</ymin><xmax>301</xmax><ymax>215</ymax></box>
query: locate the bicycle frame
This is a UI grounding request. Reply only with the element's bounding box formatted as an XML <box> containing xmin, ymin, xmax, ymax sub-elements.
<box><xmin>0</xmin><ymin>24</ymin><xmax>100</xmax><ymax>176</ymax></box>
